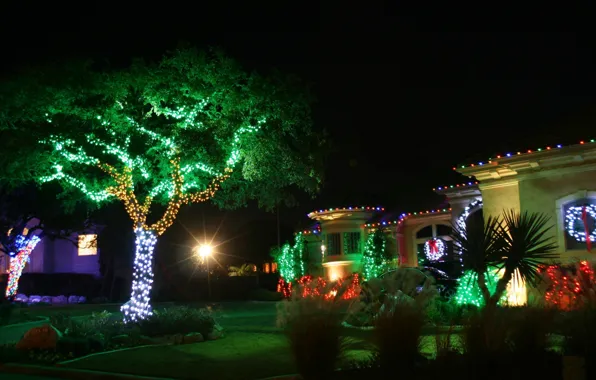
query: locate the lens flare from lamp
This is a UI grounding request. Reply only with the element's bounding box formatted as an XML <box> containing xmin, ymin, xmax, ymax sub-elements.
<box><xmin>198</xmin><ymin>244</ymin><xmax>213</xmax><ymax>258</ymax></box>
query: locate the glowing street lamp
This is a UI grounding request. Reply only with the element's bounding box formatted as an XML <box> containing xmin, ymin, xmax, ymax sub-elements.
<box><xmin>196</xmin><ymin>243</ymin><xmax>214</xmax><ymax>299</ymax></box>
<box><xmin>198</xmin><ymin>244</ymin><xmax>213</xmax><ymax>259</ymax></box>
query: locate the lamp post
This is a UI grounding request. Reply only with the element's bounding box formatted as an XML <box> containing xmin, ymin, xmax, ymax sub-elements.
<box><xmin>197</xmin><ymin>244</ymin><xmax>214</xmax><ymax>299</ymax></box>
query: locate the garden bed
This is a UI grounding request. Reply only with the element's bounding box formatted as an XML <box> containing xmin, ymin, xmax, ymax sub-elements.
<box><xmin>0</xmin><ymin>306</ymin><xmax>223</xmax><ymax>367</ymax></box>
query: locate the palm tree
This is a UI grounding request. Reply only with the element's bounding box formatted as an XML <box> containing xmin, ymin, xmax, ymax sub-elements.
<box><xmin>452</xmin><ymin>215</ymin><xmax>506</xmax><ymax>305</ymax></box>
<box><xmin>489</xmin><ymin>210</ymin><xmax>558</xmax><ymax>307</ymax></box>
<box><xmin>228</xmin><ymin>263</ymin><xmax>257</xmax><ymax>277</ymax></box>
<box><xmin>453</xmin><ymin>210</ymin><xmax>558</xmax><ymax>308</ymax></box>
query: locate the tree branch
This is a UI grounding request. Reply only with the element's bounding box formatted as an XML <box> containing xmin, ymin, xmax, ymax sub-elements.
<box><xmin>99</xmin><ymin>164</ymin><xmax>145</xmax><ymax>226</ymax></box>
<box><xmin>149</xmin><ymin>156</ymin><xmax>184</xmax><ymax>235</ymax></box>
<box><xmin>181</xmin><ymin>167</ymin><xmax>233</xmax><ymax>205</ymax></box>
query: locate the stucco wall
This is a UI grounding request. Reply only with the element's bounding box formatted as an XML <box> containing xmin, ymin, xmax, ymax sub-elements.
<box><xmin>479</xmin><ymin>180</ymin><xmax>521</xmax><ymax>220</ymax></box>
<box><xmin>518</xmin><ymin>169</ymin><xmax>596</xmax><ymax>262</ymax></box>
<box><xmin>477</xmin><ymin>168</ymin><xmax>596</xmax><ymax>262</ymax></box>
<box><xmin>319</xmin><ymin>218</ymin><xmax>368</xmax><ymax>279</ymax></box>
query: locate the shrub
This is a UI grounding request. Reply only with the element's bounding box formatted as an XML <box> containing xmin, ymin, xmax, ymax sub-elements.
<box><xmin>277</xmin><ymin>280</ymin><xmax>352</xmax><ymax>379</ymax></box>
<box><xmin>426</xmin><ymin>298</ymin><xmax>476</xmax><ymax>326</ymax></box>
<box><xmin>138</xmin><ymin>306</ymin><xmax>216</xmax><ymax>337</ymax></box>
<box><xmin>0</xmin><ymin>300</ymin><xmax>15</xmax><ymax>326</ymax></box>
<box><xmin>374</xmin><ymin>302</ymin><xmax>426</xmax><ymax>374</ymax></box>
<box><xmin>346</xmin><ymin>268</ymin><xmax>438</xmax><ymax>328</ymax></box>
<box><xmin>249</xmin><ymin>288</ymin><xmax>283</xmax><ymax>301</ymax></box>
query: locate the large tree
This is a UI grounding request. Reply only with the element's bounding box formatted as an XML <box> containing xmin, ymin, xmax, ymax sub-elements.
<box><xmin>0</xmin><ymin>49</ymin><xmax>323</xmax><ymax>322</ymax></box>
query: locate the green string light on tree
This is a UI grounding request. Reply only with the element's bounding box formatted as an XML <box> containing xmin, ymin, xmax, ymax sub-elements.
<box><xmin>362</xmin><ymin>229</ymin><xmax>387</xmax><ymax>280</ymax></box>
<box><xmin>276</xmin><ymin>234</ymin><xmax>307</xmax><ymax>283</ymax></box>
<box><xmin>454</xmin><ymin>269</ymin><xmax>505</xmax><ymax>307</ymax></box>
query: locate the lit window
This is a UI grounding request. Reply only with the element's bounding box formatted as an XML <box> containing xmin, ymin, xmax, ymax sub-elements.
<box><xmin>263</xmin><ymin>263</ymin><xmax>270</xmax><ymax>273</ymax></box>
<box><xmin>78</xmin><ymin>234</ymin><xmax>98</xmax><ymax>256</ymax></box>
<box><xmin>271</xmin><ymin>262</ymin><xmax>277</xmax><ymax>272</ymax></box>
<box><xmin>22</xmin><ymin>227</ymin><xmax>29</xmax><ymax>236</ymax></box>
<box><xmin>343</xmin><ymin>232</ymin><xmax>361</xmax><ymax>254</ymax></box>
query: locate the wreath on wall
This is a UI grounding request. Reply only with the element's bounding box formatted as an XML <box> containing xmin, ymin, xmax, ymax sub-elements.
<box><xmin>565</xmin><ymin>204</ymin><xmax>596</xmax><ymax>251</ymax></box>
<box><xmin>424</xmin><ymin>238</ymin><xmax>445</xmax><ymax>261</ymax></box>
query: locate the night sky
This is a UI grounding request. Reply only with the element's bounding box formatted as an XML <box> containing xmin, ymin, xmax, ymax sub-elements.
<box><xmin>1</xmin><ymin>7</ymin><xmax>594</xmax><ymax>266</ymax></box>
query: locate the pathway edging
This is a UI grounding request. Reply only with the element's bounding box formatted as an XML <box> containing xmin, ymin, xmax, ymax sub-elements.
<box><xmin>0</xmin><ymin>363</ymin><xmax>175</xmax><ymax>380</ymax></box>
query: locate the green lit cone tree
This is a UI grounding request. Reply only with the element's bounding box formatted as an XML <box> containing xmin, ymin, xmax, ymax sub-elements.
<box><xmin>0</xmin><ymin>49</ymin><xmax>324</xmax><ymax>322</ymax></box>
<box><xmin>362</xmin><ymin>228</ymin><xmax>388</xmax><ymax>280</ymax></box>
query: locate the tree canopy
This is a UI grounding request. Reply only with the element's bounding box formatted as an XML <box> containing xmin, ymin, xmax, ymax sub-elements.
<box><xmin>0</xmin><ymin>49</ymin><xmax>325</xmax><ymax>228</ymax></box>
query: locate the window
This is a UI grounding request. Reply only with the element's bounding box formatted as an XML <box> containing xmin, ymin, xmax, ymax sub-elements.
<box><xmin>343</xmin><ymin>232</ymin><xmax>361</xmax><ymax>254</ymax></box>
<box><xmin>416</xmin><ymin>226</ymin><xmax>433</xmax><ymax>239</ymax></box>
<box><xmin>78</xmin><ymin>234</ymin><xmax>98</xmax><ymax>256</ymax></box>
<box><xmin>22</xmin><ymin>227</ymin><xmax>29</xmax><ymax>236</ymax></box>
<box><xmin>564</xmin><ymin>199</ymin><xmax>595</xmax><ymax>251</ymax></box>
<box><xmin>326</xmin><ymin>233</ymin><xmax>341</xmax><ymax>256</ymax></box>
<box><xmin>414</xmin><ymin>223</ymin><xmax>453</xmax><ymax>262</ymax></box>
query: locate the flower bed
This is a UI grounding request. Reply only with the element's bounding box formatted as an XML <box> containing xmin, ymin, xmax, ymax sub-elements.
<box><xmin>0</xmin><ymin>306</ymin><xmax>222</xmax><ymax>365</ymax></box>
<box><xmin>12</xmin><ymin>294</ymin><xmax>87</xmax><ymax>306</ymax></box>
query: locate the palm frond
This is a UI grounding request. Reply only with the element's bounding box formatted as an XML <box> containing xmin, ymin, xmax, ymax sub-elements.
<box><xmin>501</xmin><ymin>210</ymin><xmax>558</xmax><ymax>287</ymax></box>
<box><xmin>451</xmin><ymin>215</ymin><xmax>506</xmax><ymax>274</ymax></box>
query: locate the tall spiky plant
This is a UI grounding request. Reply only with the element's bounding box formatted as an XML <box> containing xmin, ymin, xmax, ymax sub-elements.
<box><xmin>452</xmin><ymin>216</ymin><xmax>506</xmax><ymax>305</ymax></box>
<box><xmin>490</xmin><ymin>210</ymin><xmax>558</xmax><ymax>308</ymax></box>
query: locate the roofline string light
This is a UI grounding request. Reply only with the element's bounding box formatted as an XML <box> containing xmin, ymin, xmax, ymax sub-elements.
<box><xmin>452</xmin><ymin>140</ymin><xmax>596</xmax><ymax>170</ymax></box>
<box><xmin>307</xmin><ymin>206</ymin><xmax>384</xmax><ymax>218</ymax></box>
<box><xmin>296</xmin><ymin>225</ymin><xmax>321</xmax><ymax>235</ymax></box>
<box><xmin>433</xmin><ymin>182</ymin><xmax>479</xmax><ymax>192</ymax></box>
<box><xmin>364</xmin><ymin>208</ymin><xmax>452</xmax><ymax>228</ymax></box>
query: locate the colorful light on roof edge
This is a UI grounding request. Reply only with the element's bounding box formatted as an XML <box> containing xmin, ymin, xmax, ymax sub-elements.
<box><xmin>452</xmin><ymin>139</ymin><xmax>596</xmax><ymax>170</ymax></box>
<box><xmin>296</xmin><ymin>226</ymin><xmax>321</xmax><ymax>235</ymax></box>
<box><xmin>364</xmin><ymin>208</ymin><xmax>452</xmax><ymax>228</ymax></box>
<box><xmin>307</xmin><ymin>206</ymin><xmax>384</xmax><ymax>217</ymax></box>
<box><xmin>433</xmin><ymin>182</ymin><xmax>479</xmax><ymax>192</ymax></box>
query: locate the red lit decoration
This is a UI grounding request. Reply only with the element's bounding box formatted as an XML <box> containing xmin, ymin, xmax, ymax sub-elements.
<box><xmin>277</xmin><ymin>278</ymin><xmax>292</xmax><ymax>298</ymax></box>
<box><xmin>542</xmin><ymin>261</ymin><xmax>595</xmax><ymax>310</ymax></box>
<box><xmin>277</xmin><ymin>273</ymin><xmax>360</xmax><ymax>301</ymax></box>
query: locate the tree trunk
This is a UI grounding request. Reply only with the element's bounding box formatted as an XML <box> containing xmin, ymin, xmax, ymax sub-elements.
<box><xmin>121</xmin><ymin>228</ymin><xmax>158</xmax><ymax>323</ymax></box>
<box><xmin>489</xmin><ymin>269</ymin><xmax>512</xmax><ymax>308</ymax></box>
<box><xmin>476</xmin><ymin>271</ymin><xmax>492</xmax><ymax>305</ymax></box>
<box><xmin>5</xmin><ymin>252</ymin><xmax>28</xmax><ymax>298</ymax></box>
<box><xmin>5</xmin><ymin>237</ymin><xmax>40</xmax><ymax>298</ymax></box>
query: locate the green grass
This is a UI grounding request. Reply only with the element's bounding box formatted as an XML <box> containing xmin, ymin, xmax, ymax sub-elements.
<box><xmin>62</xmin><ymin>331</ymin><xmax>296</xmax><ymax>380</ymax></box>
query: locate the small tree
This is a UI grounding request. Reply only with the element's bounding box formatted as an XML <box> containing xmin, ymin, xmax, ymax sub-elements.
<box><xmin>228</xmin><ymin>263</ymin><xmax>256</xmax><ymax>277</ymax></box>
<box><xmin>274</xmin><ymin>234</ymin><xmax>307</xmax><ymax>283</ymax></box>
<box><xmin>0</xmin><ymin>49</ymin><xmax>323</xmax><ymax>322</ymax></box>
<box><xmin>0</xmin><ymin>185</ymin><xmax>90</xmax><ymax>298</ymax></box>
<box><xmin>362</xmin><ymin>229</ymin><xmax>388</xmax><ymax>280</ymax></box>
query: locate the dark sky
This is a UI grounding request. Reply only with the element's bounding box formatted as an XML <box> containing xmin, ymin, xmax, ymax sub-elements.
<box><xmin>1</xmin><ymin>6</ymin><xmax>594</xmax><ymax>264</ymax></box>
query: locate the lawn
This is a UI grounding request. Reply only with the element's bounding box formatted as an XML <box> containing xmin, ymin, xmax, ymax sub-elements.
<box><xmin>5</xmin><ymin>301</ymin><xmax>459</xmax><ymax>379</ymax></box>
<box><xmin>61</xmin><ymin>331</ymin><xmax>296</xmax><ymax>380</ymax></box>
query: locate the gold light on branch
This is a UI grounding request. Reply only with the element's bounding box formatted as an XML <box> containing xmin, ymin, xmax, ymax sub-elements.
<box><xmin>99</xmin><ymin>157</ymin><xmax>233</xmax><ymax>236</ymax></box>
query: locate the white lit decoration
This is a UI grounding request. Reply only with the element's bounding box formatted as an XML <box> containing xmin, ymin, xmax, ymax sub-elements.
<box><xmin>565</xmin><ymin>204</ymin><xmax>596</xmax><ymax>248</ymax></box>
<box><xmin>424</xmin><ymin>238</ymin><xmax>445</xmax><ymax>261</ymax></box>
<box><xmin>455</xmin><ymin>199</ymin><xmax>483</xmax><ymax>268</ymax></box>
<box><xmin>121</xmin><ymin>228</ymin><xmax>158</xmax><ymax>323</ymax></box>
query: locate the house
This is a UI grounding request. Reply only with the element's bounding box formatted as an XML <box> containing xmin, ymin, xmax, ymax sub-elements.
<box><xmin>0</xmin><ymin>222</ymin><xmax>102</xmax><ymax>277</ymax></box>
<box><xmin>300</xmin><ymin>140</ymin><xmax>596</xmax><ymax>286</ymax></box>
